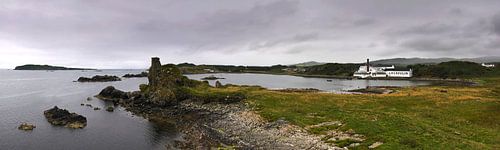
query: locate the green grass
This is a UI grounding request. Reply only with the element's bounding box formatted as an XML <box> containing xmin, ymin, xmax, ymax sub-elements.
<box><xmin>234</xmin><ymin>78</ymin><xmax>500</xmax><ymax>149</ymax></box>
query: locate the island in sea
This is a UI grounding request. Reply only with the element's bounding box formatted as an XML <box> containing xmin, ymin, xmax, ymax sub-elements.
<box><xmin>14</xmin><ymin>64</ymin><xmax>95</xmax><ymax>70</ymax></box>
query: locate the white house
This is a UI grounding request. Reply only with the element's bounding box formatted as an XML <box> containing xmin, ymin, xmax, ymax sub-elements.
<box><xmin>481</xmin><ymin>63</ymin><xmax>495</xmax><ymax>68</ymax></box>
<box><xmin>353</xmin><ymin>59</ymin><xmax>412</xmax><ymax>78</ymax></box>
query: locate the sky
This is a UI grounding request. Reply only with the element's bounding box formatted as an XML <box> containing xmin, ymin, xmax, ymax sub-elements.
<box><xmin>0</xmin><ymin>0</ymin><xmax>499</xmax><ymax>69</ymax></box>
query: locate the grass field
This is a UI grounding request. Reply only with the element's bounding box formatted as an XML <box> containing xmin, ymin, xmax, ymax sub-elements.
<box><xmin>220</xmin><ymin>78</ymin><xmax>500</xmax><ymax>149</ymax></box>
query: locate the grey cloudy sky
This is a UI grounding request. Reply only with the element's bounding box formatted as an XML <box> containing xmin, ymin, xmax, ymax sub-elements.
<box><xmin>0</xmin><ymin>0</ymin><xmax>499</xmax><ymax>69</ymax></box>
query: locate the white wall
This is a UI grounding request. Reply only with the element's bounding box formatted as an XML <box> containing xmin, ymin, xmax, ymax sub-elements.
<box><xmin>386</xmin><ymin>71</ymin><xmax>412</xmax><ymax>77</ymax></box>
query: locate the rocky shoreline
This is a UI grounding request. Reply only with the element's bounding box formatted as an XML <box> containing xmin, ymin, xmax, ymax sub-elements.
<box><xmin>93</xmin><ymin>57</ymin><xmax>344</xmax><ymax>149</ymax></box>
<box><xmin>97</xmin><ymin>87</ymin><xmax>342</xmax><ymax>149</ymax></box>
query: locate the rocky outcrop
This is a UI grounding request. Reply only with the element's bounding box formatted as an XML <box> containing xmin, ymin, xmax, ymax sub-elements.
<box><xmin>77</xmin><ymin>75</ymin><xmax>121</xmax><ymax>82</ymax></box>
<box><xmin>145</xmin><ymin>57</ymin><xmax>205</xmax><ymax>106</ymax></box>
<box><xmin>97</xmin><ymin>86</ymin><xmax>129</xmax><ymax>102</ymax></box>
<box><xmin>106</xmin><ymin>106</ymin><xmax>114</xmax><ymax>112</ymax></box>
<box><xmin>201</xmin><ymin>75</ymin><xmax>225</xmax><ymax>80</ymax></box>
<box><xmin>123</xmin><ymin>72</ymin><xmax>148</xmax><ymax>78</ymax></box>
<box><xmin>43</xmin><ymin>106</ymin><xmax>87</xmax><ymax>129</ymax></box>
<box><xmin>18</xmin><ymin>123</ymin><xmax>36</xmax><ymax>131</ymax></box>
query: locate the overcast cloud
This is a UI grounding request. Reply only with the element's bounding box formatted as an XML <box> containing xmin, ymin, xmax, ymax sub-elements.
<box><xmin>0</xmin><ymin>0</ymin><xmax>499</xmax><ymax>68</ymax></box>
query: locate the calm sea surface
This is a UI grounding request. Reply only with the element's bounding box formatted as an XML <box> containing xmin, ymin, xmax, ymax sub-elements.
<box><xmin>185</xmin><ymin>73</ymin><xmax>432</xmax><ymax>92</ymax></box>
<box><xmin>0</xmin><ymin>69</ymin><xmax>179</xmax><ymax>150</ymax></box>
<box><xmin>0</xmin><ymin>70</ymin><xmax>431</xmax><ymax>150</ymax></box>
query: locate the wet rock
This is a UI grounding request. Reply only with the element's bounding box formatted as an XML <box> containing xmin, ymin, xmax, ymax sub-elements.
<box><xmin>106</xmin><ymin>106</ymin><xmax>114</xmax><ymax>112</ymax></box>
<box><xmin>93</xmin><ymin>107</ymin><xmax>100</xmax><ymax>110</ymax></box>
<box><xmin>80</xmin><ymin>103</ymin><xmax>84</xmax><ymax>106</ymax></box>
<box><xmin>201</xmin><ymin>75</ymin><xmax>225</xmax><ymax>80</ymax></box>
<box><xmin>123</xmin><ymin>72</ymin><xmax>148</xmax><ymax>78</ymax></box>
<box><xmin>18</xmin><ymin>123</ymin><xmax>36</xmax><ymax>131</ymax></box>
<box><xmin>77</xmin><ymin>75</ymin><xmax>121</xmax><ymax>82</ymax></box>
<box><xmin>97</xmin><ymin>86</ymin><xmax>129</xmax><ymax>102</ymax></box>
<box><xmin>43</xmin><ymin>106</ymin><xmax>87</xmax><ymax>129</ymax></box>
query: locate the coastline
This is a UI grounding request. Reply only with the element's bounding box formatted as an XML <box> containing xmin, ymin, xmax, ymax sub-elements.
<box><xmin>184</xmin><ymin>71</ymin><xmax>478</xmax><ymax>86</ymax></box>
<box><xmin>110</xmin><ymin>94</ymin><xmax>342</xmax><ymax>149</ymax></box>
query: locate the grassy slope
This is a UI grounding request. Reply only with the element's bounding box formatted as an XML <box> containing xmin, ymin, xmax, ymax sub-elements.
<box><xmin>231</xmin><ymin>78</ymin><xmax>500</xmax><ymax>149</ymax></box>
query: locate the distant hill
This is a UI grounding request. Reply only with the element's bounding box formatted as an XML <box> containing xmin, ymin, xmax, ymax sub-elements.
<box><xmin>14</xmin><ymin>64</ymin><xmax>95</xmax><ymax>70</ymax></box>
<box><xmin>371</xmin><ymin>56</ymin><xmax>500</xmax><ymax>66</ymax></box>
<box><xmin>290</xmin><ymin>61</ymin><xmax>326</xmax><ymax>67</ymax></box>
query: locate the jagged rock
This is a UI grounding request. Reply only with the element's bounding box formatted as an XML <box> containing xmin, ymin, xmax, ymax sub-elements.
<box><xmin>97</xmin><ymin>86</ymin><xmax>129</xmax><ymax>102</ymax></box>
<box><xmin>123</xmin><ymin>72</ymin><xmax>148</xmax><ymax>78</ymax></box>
<box><xmin>77</xmin><ymin>75</ymin><xmax>121</xmax><ymax>82</ymax></box>
<box><xmin>106</xmin><ymin>106</ymin><xmax>114</xmax><ymax>112</ymax></box>
<box><xmin>18</xmin><ymin>123</ymin><xmax>36</xmax><ymax>131</ymax></box>
<box><xmin>44</xmin><ymin>106</ymin><xmax>87</xmax><ymax>129</ymax></box>
<box><xmin>215</xmin><ymin>81</ymin><xmax>223</xmax><ymax>88</ymax></box>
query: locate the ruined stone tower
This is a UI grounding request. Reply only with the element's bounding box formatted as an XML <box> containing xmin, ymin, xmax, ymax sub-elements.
<box><xmin>148</xmin><ymin>57</ymin><xmax>161</xmax><ymax>88</ymax></box>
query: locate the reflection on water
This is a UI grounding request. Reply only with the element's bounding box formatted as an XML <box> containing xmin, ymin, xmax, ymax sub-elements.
<box><xmin>186</xmin><ymin>73</ymin><xmax>432</xmax><ymax>92</ymax></box>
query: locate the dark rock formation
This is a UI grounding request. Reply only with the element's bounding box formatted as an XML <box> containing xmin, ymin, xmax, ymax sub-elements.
<box><xmin>123</xmin><ymin>72</ymin><xmax>148</xmax><ymax>78</ymax></box>
<box><xmin>201</xmin><ymin>75</ymin><xmax>225</xmax><ymax>80</ymax></box>
<box><xmin>44</xmin><ymin>106</ymin><xmax>87</xmax><ymax>129</ymax></box>
<box><xmin>97</xmin><ymin>86</ymin><xmax>129</xmax><ymax>102</ymax></box>
<box><xmin>77</xmin><ymin>75</ymin><xmax>121</xmax><ymax>82</ymax></box>
<box><xmin>18</xmin><ymin>123</ymin><xmax>36</xmax><ymax>131</ymax></box>
<box><xmin>106</xmin><ymin>106</ymin><xmax>114</xmax><ymax>112</ymax></box>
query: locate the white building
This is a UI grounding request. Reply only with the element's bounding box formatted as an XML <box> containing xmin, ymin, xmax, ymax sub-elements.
<box><xmin>481</xmin><ymin>63</ymin><xmax>495</xmax><ymax>68</ymax></box>
<box><xmin>353</xmin><ymin>59</ymin><xmax>412</xmax><ymax>78</ymax></box>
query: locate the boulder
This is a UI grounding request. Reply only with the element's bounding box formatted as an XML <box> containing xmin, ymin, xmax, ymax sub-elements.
<box><xmin>106</xmin><ymin>106</ymin><xmax>115</xmax><ymax>112</ymax></box>
<box><xmin>18</xmin><ymin>123</ymin><xmax>36</xmax><ymax>131</ymax></box>
<box><xmin>77</xmin><ymin>75</ymin><xmax>121</xmax><ymax>82</ymax></box>
<box><xmin>43</xmin><ymin>106</ymin><xmax>87</xmax><ymax>129</ymax></box>
<box><xmin>98</xmin><ymin>86</ymin><xmax>129</xmax><ymax>101</ymax></box>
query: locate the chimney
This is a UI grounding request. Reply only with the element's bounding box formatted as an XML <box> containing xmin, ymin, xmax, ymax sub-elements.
<box><xmin>367</xmin><ymin>58</ymin><xmax>370</xmax><ymax>72</ymax></box>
